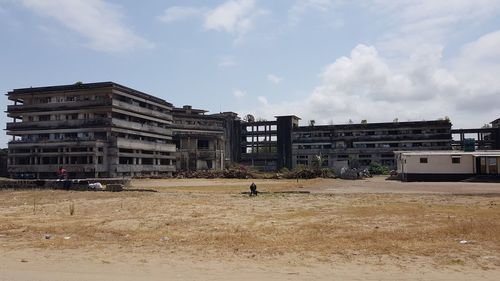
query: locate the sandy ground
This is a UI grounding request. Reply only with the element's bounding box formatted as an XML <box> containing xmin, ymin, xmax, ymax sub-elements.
<box><xmin>1</xmin><ymin>177</ymin><xmax>500</xmax><ymax>280</ymax></box>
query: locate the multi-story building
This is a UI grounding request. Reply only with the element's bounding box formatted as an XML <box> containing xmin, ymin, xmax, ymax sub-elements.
<box><xmin>4</xmin><ymin>81</ymin><xmax>460</xmax><ymax>178</ymax></box>
<box><xmin>171</xmin><ymin>105</ymin><xmax>240</xmax><ymax>171</ymax></box>
<box><xmin>239</xmin><ymin>116</ymin><xmax>300</xmax><ymax>171</ymax></box>
<box><xmin>291</xmin><ymin>120</ymin><xmax>452</xmax><ymax>169</ymax></box>
<box><xmin>451</xmin><ymin>118</ymin><xmax>500</xmax><ymax>150</ymax></box>
<box><xmin>238</xmin><ymin>117</ymin><xmax>451</xmax><ymax>171</ymax></box>
<box><xmin>6</xmin><ymin>82</ymin><xmax>176</xmax><ymax>178</ymax></box>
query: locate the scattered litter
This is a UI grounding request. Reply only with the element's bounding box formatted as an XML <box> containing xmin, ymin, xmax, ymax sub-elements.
<box><xmin>44</xmin><ymin>234</ymin><xmax>52</xmax><ymax>240</ymax></box>
<box><xmin>20</xmin><ymin>259</ymin><xmax>28</xmax><ymax>263</ymax></box>
<box><xmin>88</xmin><ymin>182</ymin><xmax>104</xmax><ymax>191</ymax></box>
<box><xmin>482</xmin><ymin>256</ymin><xmax>497</xmax><ymax>260</ymax></box>
<box><xmin>459</xmin><ymin>240</ymin><xmax>475</xmax><ymax>244</ymax></box>
<box><xmin>160</xmin><ymin>236</ymin><xmax>170</xmax><ymax>242</ymax></box>
<box><xmin>63</xmin><ymin>236</ymin><xmax>71</xmax><ymax>240</ymax></box>
<box><xmin>340</xmin><ymin>167</ymin><xmax>372</xmax><ymax>180</ymax></box>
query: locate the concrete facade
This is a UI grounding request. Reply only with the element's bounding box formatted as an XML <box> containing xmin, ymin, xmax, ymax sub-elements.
<box><xmin>451</xmin><ymin>118</ymin><xmax>500</xmax><ymax>150</ymax></box>
<box><xmin>7</xmin><ymin>82</ymin><xmax>176</xmax><ymax>178</ymax></box>
<box><xmin>6</xmin><ymin>81</ymin><xmax>479</xmax><ymax>179</ymax></box>
<box><xmin>171</xmin><ymin>106</ymin><xmax>240</xmax><ymax>171</ymax></box>
<box><xmin>292</xmin><ymin>120</ymin><xmax>452</xmax><ymax>170</ymax></box>
<box><xmin>239</xmin><ymin>116</ymin><xmax>299</xmax><ymax>171</ymax></box>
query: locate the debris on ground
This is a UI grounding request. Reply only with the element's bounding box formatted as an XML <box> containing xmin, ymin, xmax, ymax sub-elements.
<box><xmin>339</xmin><ymin>167</ymin><xmax>372</xmax><ymax>180</ymax></box>
<box><xmin>88</xmin><ymin>182</ymin><xmax>104</xmax><ymax>191</ymax></box>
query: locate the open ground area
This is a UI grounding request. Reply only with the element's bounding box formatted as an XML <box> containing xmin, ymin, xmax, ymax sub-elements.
<box><xmin>1</xmin><ymin>177</ymin><xmax>500</xmax><ymax>280</ymax></box>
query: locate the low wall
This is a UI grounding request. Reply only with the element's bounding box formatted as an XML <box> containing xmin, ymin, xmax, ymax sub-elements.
<box><xmin>0</xmin><ymin>178</ymin><xmax>131</xmax><ymax>189</ymax></box>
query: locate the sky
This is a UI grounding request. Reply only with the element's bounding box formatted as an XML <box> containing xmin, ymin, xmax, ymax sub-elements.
<box><xmin>1</xmin><ymin>0</ymin><xmax>500</xmax><ymax>147</ymax></box>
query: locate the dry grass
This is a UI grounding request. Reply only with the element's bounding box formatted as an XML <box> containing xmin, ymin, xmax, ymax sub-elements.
<box><xmin>1</xmin><ymin>180</ymin><xmax>499</xmax><ymax>268</ymax></box>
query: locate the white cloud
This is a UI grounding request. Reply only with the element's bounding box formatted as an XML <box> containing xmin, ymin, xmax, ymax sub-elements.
<box><xmin>21</xmin><ymin>0</ymin><xmax>153</xmax><ymax>53</ymax></box>
<box><xmin>204</xmin><ymin>0</ymin><xmax>266</xmax><ymax>36</ymax></box>
<box><xmin>372</xmin><ymin>0</ymin><xmax>500</xmax><ymax>55</ymax></box>
<box><xmin>158</xmin><ymin>0</ymin><xmax>267</xmax><ymax>41</ymax></box>
<box><xmin>288</xmin><ymin>0</ymin><xmax>336</xmax><ymax>24</ymax></box>
<box><xmin>257</xmin><ymin>96</ymin><xmax>269</xmax><ymax>106</ymax></box>
<box><xmin>267</xmin><ymin>74</ymin><xmax>282</xmax><ymax>84</ymax></box>
<box><xmin>246</xmin><ymin>36</ymin><xmax>500</xmax><ymax>128</ymax></box>
<box><xmin>158</xmin><ymin>6</ymin><xmax>204</xmax><ymax>23</ymax></box>
<box><xmin>233</xmin><ymin>89</ymin><xmax>246</xmax><ymax>98</ymax></box>
<box><xmin>219</xmin><ymin>56</ymin><xmax>237</xmax><ymax>67</ymax></box>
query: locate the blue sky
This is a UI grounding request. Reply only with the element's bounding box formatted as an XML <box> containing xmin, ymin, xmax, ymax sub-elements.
<box><xmin>1</xmin><ymin>0</ymin><xmax>500</xmax><ymax>147</ymax></box>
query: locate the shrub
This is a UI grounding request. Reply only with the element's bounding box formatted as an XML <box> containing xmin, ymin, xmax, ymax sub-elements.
<box><xmin>368</xmin><ymin>162</ymin><xmax>390</xmax><ymax>175</ymax></box>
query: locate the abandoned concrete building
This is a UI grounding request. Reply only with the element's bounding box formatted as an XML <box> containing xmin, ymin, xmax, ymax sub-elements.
<box><xmin>4</xmin><ymin>81</ymin><xmax>476</xmax><ymax>179</ymax></box>
<box><xmin>239</xmin><ymin>116</ymin><xmax>300</xmax><ymax>171</ymax></box>
<box><xmin>291</xmin><ymin>120</ymin><xmax>452</xmax><ymax>169</ymax></box>
<box><xmin>6</xmin><ymin>82</ymin><xmax>176</xmax><ymax>178</ymax></box>
<box><xmin>171</xmin><ymin>105</ymin><xmax>240</xmax><ymax>171</ymax></box>
<box><xmin>451</xmin><ymin>118</ymin><xmax>500</xmax><ymax>150</ymax></box>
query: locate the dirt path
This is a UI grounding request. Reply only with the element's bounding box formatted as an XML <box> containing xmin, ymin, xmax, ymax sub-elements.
<box><xmin>2</xmin><ymin>248</ymin><xmax>500</xmax><ymax>281</ymax></box>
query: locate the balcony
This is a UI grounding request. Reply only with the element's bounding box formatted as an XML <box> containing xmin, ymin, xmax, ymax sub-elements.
<box><xmin>7</xmin><ymin>100</ymin><xmax>111</xmax><ymax>113</ymax></box>
<box><xmin>116</xmin><ymin>164</ymin><xmax>175</xmax><ymax>173</ymax></box>
<box><xmin>6</xmin><ymin>118</ymin><xmax>112</xmax><ymax>130</ymax></box>
<box><xmin>8</xmin><ymin>164</ymin><xmax>108</xmax><ymax>173</ymax></box>
<box><xmin>112</xmin><ymin>119</ymin><xmax>171</xmax><ymax>135</ymax></box>
<box><xmin>112</xmin><ymin>100</ymin><xmax>172</xmax><ymax>121</ymax></box>
<box><xmin>116</xmin><ymin>138</ymin><xmax>176</xmax><ymax>152</ymax></box>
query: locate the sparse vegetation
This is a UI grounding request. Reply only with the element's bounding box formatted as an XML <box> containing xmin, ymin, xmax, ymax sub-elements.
<box><xmin>69</xmin><ymin>201</ymin><xmax>75</xmax><ymax>216</ymax></box>
<box><xmin>368</xmin><ymin>162</ymin><xmax>390</xmax><ymax>175</ymax></box>
<box><xmin>1</xmin><ymin>179</ymin><xmax>499</xmax><ymax>269</ymax></box>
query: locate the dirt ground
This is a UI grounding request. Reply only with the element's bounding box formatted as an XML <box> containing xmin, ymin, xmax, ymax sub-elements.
<box><xmin>1</xmin><ymin>176</ymin><xmax>500</xmax><ymax>280</ymax></box>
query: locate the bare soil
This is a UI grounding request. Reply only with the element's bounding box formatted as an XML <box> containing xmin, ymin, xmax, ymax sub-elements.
<box><xmin>1</xmin><ymin>177</ymin><xmax>500</xmax><ymax>280</ymax></box>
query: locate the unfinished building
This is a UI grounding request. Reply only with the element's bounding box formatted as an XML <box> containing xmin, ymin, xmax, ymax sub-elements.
<box><xmin>6</xmin><ymin>82</ymin><xmax>176</xmax><ymax>178</ymax></box>
<box><xmin>171</xmin><ymin>105</ymin><xmax>240</xmax><ymax>171</ymax></box>
<box><xmin>451</xmin><ymin>118</ymin><xmax>500</xmax><ymax>150</ymax></box>
<box><xmin>239</xmin><ymin>116</ymin><xmax>300</xmax><ymax>171</ymax></box>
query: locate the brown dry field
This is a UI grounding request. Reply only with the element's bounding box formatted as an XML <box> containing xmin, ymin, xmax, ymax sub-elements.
<box><xmin>1</xmin><ymin>176</ymin><xmax>500</xmax><ymax>280</ymax></box>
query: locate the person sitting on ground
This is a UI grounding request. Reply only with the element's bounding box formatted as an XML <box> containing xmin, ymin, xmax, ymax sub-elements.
<box><xmin>249</xmin><ymin>182</ymin><xmax>258</xmax><ymax>196</ymax></box>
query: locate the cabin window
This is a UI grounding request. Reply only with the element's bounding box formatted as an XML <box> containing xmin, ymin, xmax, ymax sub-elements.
<box><xmin>419</xmin><ymin>157</ymin><xmax>428</xmax><ymax>163</ymax></box>
<box><xmin>452</xmin><ymin>157</ymin><xmax>461</xmax><ymax>164</ymax></box>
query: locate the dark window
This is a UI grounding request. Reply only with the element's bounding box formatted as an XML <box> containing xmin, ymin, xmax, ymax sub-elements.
<box><xmin>198</xmin><ymin>140</ymin><xmax>210</xmax><ymax>149</ymax></box>
<box><xmin>452</xmin><ymin>157</ymin><xmax>461</xmax><ymax>164</ymax></box>
<box><xmin>39</xmin><ymin>115</ymin><xmax>50</xmax><ymax>121</ymax></box>
<box><xmin>420</xmin><ymin>157</ymin><xmax>428</xmax><ymax>163</ymax></box>
<box><xmin>119</xmin><ymin>157</ymin><xmax>132</xmax><ymax>164</ymax></box>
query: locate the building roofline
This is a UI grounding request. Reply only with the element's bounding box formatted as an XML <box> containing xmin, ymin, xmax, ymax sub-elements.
<box><xmin>294</xmin><ymin>119</ymin><xmax>451</xmax><ymax>131</ymax></box>
<box><xmin>8</xmin><ymin>82</ymin><xmax>172</xmax><ymax>107</ymax></box>
<box><xmin>274</xmin><ymin>115</ymin><xmax>301</xmax><ymax>120</ymax></box>
<box><xmin>394</xmin><ymin>150</ymin><xmax>500</xmax><ymax>156</ymax></box>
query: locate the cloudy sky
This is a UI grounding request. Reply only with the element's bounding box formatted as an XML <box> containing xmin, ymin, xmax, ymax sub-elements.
<box><xmin>1</xmin><ymin>0</ymin><xmax>500</xmax><ymax>146</ymax></box>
